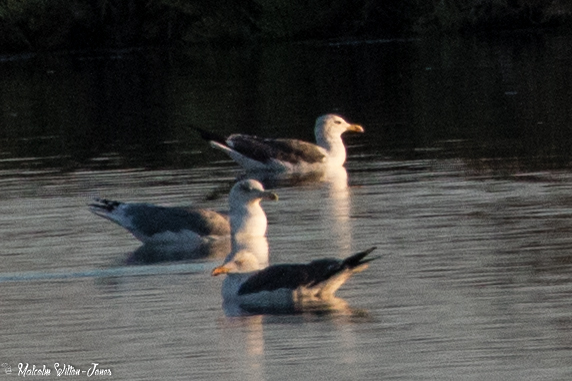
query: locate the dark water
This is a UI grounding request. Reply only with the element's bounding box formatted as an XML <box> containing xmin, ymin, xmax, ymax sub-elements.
<box><xmin>2</xmin><ymin>32</ymin><xmax>572</xmax><ymax>379</ymax></box>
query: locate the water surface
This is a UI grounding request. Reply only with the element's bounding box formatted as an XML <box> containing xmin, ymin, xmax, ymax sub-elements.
<box><xmin>2</xmin><ymin>33</ymin><xmax>572</xmax><ymax>380</ymax></box>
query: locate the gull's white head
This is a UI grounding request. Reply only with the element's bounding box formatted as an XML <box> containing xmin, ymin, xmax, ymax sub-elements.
<box><xmin>229</xmin><ymin>179</ymin><xmax>278</xmax><ymax>209</ymax></box>
<box><xmin>314</xmin><ymin>115</ymin><xmax>364</xmax><ymax>166</ymax></box>
<box><xmin>314</xmin><ymin>114</ymin><xmax>364</xmax><ymax>140</ymax></box>
<box><xmin>211</xmin><ymin>250</ymin><xmax>260</xmax><ymax>276</ymax></box>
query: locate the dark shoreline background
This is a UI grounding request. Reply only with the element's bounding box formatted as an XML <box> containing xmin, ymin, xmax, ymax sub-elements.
<box><xmin>0</xmin><ymin>0</ymin><xmax>571</xmax><ymax>54</ymax></box>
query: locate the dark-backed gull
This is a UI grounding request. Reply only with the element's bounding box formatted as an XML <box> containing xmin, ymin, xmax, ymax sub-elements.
<box><xmin>197</xmin><ymin>114</ymin><xmax>364</xmax><ymax>173</ymax></box>
<box><xmin>211</xmin><ymin>247</ymin><xmax>378</xmax><ymax>312</ymax></box>
<box><xmin>89</xmin><ymin>180</ymin><xmax>277</xmax><ymax>251</ymax></box>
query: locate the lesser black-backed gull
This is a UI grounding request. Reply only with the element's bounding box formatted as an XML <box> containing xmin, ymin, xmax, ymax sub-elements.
<box><xmin>211</xmin><ymin>247</ymin><xmax>378</xmax><ymax>312</ymax></box>
<box><xmin>197</xmin><ymin>114</ymin><xmax>364</xmax><ymax>173</ymax></box>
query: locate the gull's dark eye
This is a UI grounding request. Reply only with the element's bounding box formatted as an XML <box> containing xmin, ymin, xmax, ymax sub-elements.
<box><xmin>334</xmin><ymin>120</ymin><xmax>342</xmax><ymax>124</ymax></box>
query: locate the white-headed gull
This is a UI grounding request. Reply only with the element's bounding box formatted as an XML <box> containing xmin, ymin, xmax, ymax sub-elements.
<box><xmin>89</xmin><ymin>179</ymin><xmax>277</xmax><ymax>251</ymax></box>
<box><xmin>211</xmin><ymin>247</ymin><xmax>378</xmax><ymax>313</ymax></box>
<box><xmin>197</xmin><ymin>114</ymin><xmax>364</xmax><ymax>173</ymax></box>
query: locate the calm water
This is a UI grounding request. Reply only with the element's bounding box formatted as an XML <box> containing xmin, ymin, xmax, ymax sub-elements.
<box><xmin>2</xmin><ymin>32</ymin><xmax>572</xmax><ymax>379</ymax></box>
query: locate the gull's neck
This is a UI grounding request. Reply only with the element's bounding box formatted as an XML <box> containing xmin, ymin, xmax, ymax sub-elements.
<box><xmin>230</xmin><ymin>200</ymin><xmax>267</xmax><ymax>238</ymax></box>
<box><xmin>315</xmin><ymin>128</ymin><xmax>346</xmax><ymax>166</ymax></box>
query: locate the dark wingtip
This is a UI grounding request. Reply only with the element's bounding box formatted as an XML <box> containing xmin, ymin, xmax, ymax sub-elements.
<box><xmin>87</xmin><ymin>197</ymin><xmax>104</xmax><ymax>208</ymax></box>
<box><xmin>362</xmin><ymin>246</ymin><xmax>377</xmax><ymax>255</ymax></box>
<box><xmin>193</xmin><ymin>126</ymin><xmax>227</xmax><ymax>145</ymax></box>
<box><xmin>343</xmin><ymin>246</ymin><xmax>379</xmax><ymax>268</ymax></box>
<box><xmin>88</xmin><ymin>198</ymin><xmax>121</xmax><ymax>212</ymax></box>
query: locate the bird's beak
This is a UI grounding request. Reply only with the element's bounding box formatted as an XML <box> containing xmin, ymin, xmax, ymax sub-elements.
<box><xmin>261</xmin><ymin>191</ymin><xmax>279</xmax><ymax>201</ymax></box>
<box><xmin>211</xmin><ymin>265</ymin><xmax>229</xmax><ymax>276</ymax></box>
<box><xmin>347</xmin><ymin>124</ymin><xmax>364</xmax><ymax>133</ymax></box>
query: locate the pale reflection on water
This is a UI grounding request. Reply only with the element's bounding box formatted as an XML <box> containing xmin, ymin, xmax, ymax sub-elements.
<box><xmin>2</xmin><ymin>159</ymin><xmax>572</xmax><ymax>379</ymax></box>
<box><xmin>3</xmin><ymin>31</ymin><xmax>572</xmax><ymax>379</ymax></box>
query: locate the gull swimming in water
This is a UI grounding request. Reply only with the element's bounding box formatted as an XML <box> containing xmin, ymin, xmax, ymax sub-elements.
<box><xmin>89</xmin><ymin>179</ymin><xmax>277</xmax><ymax>261</ymax></box>
<box><xmin>196</xmin><ymin>114</ymin><xmax>364</xmax><ymax>173</ymax></box>
<box><xmin>211</xmin><ymin>247</ymin><xmax>378</xmax><ymax>314</ymax></box>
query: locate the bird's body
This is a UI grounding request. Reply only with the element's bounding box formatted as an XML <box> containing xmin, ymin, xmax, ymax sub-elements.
<box><xmin>197</xmin><ymin>114</ymin><xmax>364</xmax><ymax>173</ymax></box>
<box><xmin>212</xmin><ymin>247</ymin><xmax>378</xmax><ymax>312</ymax></box>
<box><xmin>89</xmin><ymin>180</ymin><xmax>277</xmax><ymax>262</ymax></box>
<box><xmin>89</xmin><ymin>200</ymin><xmax>230</xmax><ymax>245</ymax></box>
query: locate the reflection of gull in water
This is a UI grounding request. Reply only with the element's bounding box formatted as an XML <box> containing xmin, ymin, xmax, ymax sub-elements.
<box><xmin>217</xmin><ymin>315</ymin><xmax>265</xmax><ymax>381</ymax></box>
<box><xmin>90</xmin><ymin>179</ymin><xmax>277</xmax><ymax>264</ymax></box>
<box><xmin>196</xmin><ymin>114</ymin><xmax>364</xmax><ymax>173</ymax></box>
<box><xmin>252</xmin><ymin>166</ymin><xmax>353</xmax><ymax>255</ymax></box>
<box><xmin>126</xmin><ymin>239</ymin><xmax>231</xmax><ymax>264</ymax></box>
<box><xmin>211</xmin><ymin>247</ymin><xmax>378</xmax><ymax>315</ymax></box>
<box><xmin>322</xmin><ymin>167</ymin><xmax>352</xmax><ymax>254</ymax></box>
<box><xmin>242</xmin><ymin>164</ymin><xmax>349</xmax><ymax>189</ymax></box>
<box><xmin>221</xmin><ymin>292</ymin><xmax>355</xmax><ymax>317</ymax></box>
